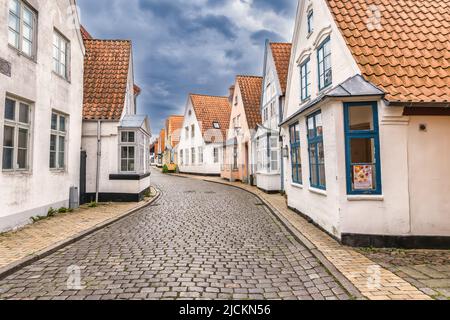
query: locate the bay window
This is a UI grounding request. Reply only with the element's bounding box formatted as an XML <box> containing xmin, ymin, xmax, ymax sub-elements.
<box><xmin>317</xmin><ymin>37</ymin><xmax>332</xmax><ymax>90</ymax></box>
<box><xmin>119</xmin><ymin>131</ymin><xmax>135</xmax><ymax>172</ymax></box>
<box><xmin>307</xmin><ymin>111</ymin><xmax>326</xmax><ymax>189</ymax></box>
<box><xmin>344</xmin><ymin>102</ymin><xmax>382</xmax><ymax>195</ymax></box>
<box><xmin>50</xmin><ymin>112</ymin><xmax>67</xmax><ymax>170</ymax></box>
<box><xmin>290</xmin><ymin>123</ymin><xmax>301</xmax><ymax>184</ymax></box>
<box><xmin>8</xmin><ymin>0</ymin><xmax>36</xmax><ymax>58</ymax></box>
<box><xmin>256</xmin><ymin>134</ymin><xmax>279</xmax><ymax>174</ymax></box>
<box><xmin>2</xmin><ymin>97</ymin><xmax>31</xmax><ymax>171</ymax></box>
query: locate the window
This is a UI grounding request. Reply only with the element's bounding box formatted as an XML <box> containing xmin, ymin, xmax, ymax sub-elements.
<box><xmin>300</xmin><ymin>58</ymin><xmax>311</xmax><ymax>101</ymax></box>
<box><xmin>119</xmin><ymin>131</ymin><xmax>136</xmax><ymax>172</ymax></box>
<box><xmin>290</xmin><ymin>123</ymin><xmax>301</xmax><ymax>184</ymax></box>
<box><xmin>344</xmin><ymin>102</ymin><xmax>382</xmax><ymax>195</ymax></box>
<box><xmin>191</xmin><ymin>147</ymin><xmax>196</xmax><ymax>164</ymax></box>
<box><xmin>180</xmin><ymin>149</ymin><xmax>184</xmax><ymax>165</ymax></box>
<box><xmin>50</xmin><ymin>112</ymin><xmax>67</xmax><ymax>170</ymax></box>
<box><xmin>270</xmin><ymin>136</ymin><xmax>279</xmax><ymax>172</ymax></box>
<box><xmin>213</xmin><ymin>122</ymin><xmax>220</xmax><ymax>129</ymax></box>
<box><xmin>270</xmin><ymin>102</ymin><xmax>277</xmax><ymax>118</ymax></box>
<box><xmin>53</xmin><ymin>31</ymin><xmax>70</xmax><ymax>79</ymax></box>
<box><xmin>233</xmin><ymin>141</ymin><xmax>238</xmax><ymax>170</ymax></box>
<box><xmin>191</xmin><ymin>124</ymin><xmax>195</xmax><ymax>138</ymax></box>
<box><xmin>8</xmin><ymin>0</ymin><xmax>36</xmax><ymax>58</ymax></box>
<box><xmin>307</xmin><ymin>111</ymin><xmax>326</xmax><ymax>189</ymax></box>
<box><xmin>198</xmin><ymin>146</ymin><xmax>203</xmax><ymax>164</ymax></box>
<box><xmin>213</xmin><ymin>148</ymin><xmax>219</xmax><ymax>163</ymax></box>
<box><xmin>307</xmin><ymin>10</ymin><xmax>314</xmax><ymax>34</ymax></box>
<box><xmin>317</xmin><ymin>37</ymin><xmax>332</xmax><ymax>90</ymax></box>
<box><xmin>263</xmin><ymin>108</ymin><xmax>269</xmax><ymax>122</ymax></box>
<box><xmin>185</xmin><ymin>127</ymin><xmax>189</xmax><ymax>139</ymax></box>
<box><xmin>185</xmin><ymin>148</ymin><xmax>189</xmax><ymax>165</ymax></box>
<box><xmin>2</xmin><ymin>97</ymin><xmax>31</xmax><ymax>171</ymax></box>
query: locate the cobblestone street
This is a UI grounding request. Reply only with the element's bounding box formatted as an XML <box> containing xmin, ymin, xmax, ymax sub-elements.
<box><xmin>0</xmin><ymin>170</ymin><xmax>350</xmax><ymax>300</ymax></box>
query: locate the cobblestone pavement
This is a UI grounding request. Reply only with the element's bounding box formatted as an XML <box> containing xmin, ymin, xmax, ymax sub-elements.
<box><xmin>0</xmin><ymin>169</ymin><xmax>350</xmax><ymax>300</ymax></box>
<box><xmin>357</xmin><ymin>249</ymin><xmax>450</xmax><ymax>300</ymax></box>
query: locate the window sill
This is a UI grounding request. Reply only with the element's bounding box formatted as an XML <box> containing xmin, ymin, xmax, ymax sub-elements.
<box><xmin>110</xmin><ymin>173</ymin><xmax>151</xmax><ymax>181</ymax></box>
<box><xmin>291</xmin><ymin>183</ymin><xmax>304</xmax><ymax>189</ymax></box>
<box><xmin>2</xmin><ymin>170</ymin><xmax>32</xmax><ymax>176</ymax></box>
<box><xmin>309</xmin><ymin>187</ymin><xmax>327</xmax><ymax>196</ymax></box>
<box><xmin>52</xmin><ymin>71</ymin><xmax>71</xmax><ymax>84</ymax></box>
<box><xmin>50</xmin><ymin>169</ymin><xmax>67</xmax><ymax>174</ymax></box>
<box><xmin>347</xmin><ymin>195</ymin><xmax>384</xmax><ymax>202</ymax></box>
<box><xmin>8</xmin><ymin>45</ymin><xmax>37</xmax><ymax>63</ymax></box>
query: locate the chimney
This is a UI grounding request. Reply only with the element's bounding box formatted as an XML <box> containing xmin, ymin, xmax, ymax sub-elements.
<box><xmin>228</xmin><ymin>85</ymin><xmax>235</xmax><ymax>104</ymax></box>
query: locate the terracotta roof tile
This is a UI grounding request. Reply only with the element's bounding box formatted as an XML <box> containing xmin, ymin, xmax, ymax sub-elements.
<box><xmin>83</xmin><ymin>39</ymin><xmax>131</xmax><ymax>120</ymax></box>
<box><xmin>270</xmin><ymin>43</ymin><xmax>292</xmax><ymax>94</ymax></box>
<box><xmin>326</xmin><ymin>0</ymin><xmax>450</xmax><ymax>103</ymax></box>
<box><xmin>236</xmin><ymin>75</ymin><xmax>263</xmax><ymax>130</ymax></box>
<box><xmin>190</xmin><ymin>94</ymin><xmax>232</xmax><ymax>143</ymax></box>
<box><xmin>166</xmin><ymin>115</ymin><xmax>184</xmax><ymax>147</ymax></box>
<box><xmin>80</xmin><ymin>25</ymin><xmax>92</xmax><ymax>40</ymax></box>
<box><xmin>159</xmin><ymin>129</ymin><xmax>166</xmax><ymax>151</ymax></box>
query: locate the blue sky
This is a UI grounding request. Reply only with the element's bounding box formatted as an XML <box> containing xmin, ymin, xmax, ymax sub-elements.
<box><xmin>77</xmin><ymin>0</ymin><xmax>297</xmax><ymax>135</ymax></box>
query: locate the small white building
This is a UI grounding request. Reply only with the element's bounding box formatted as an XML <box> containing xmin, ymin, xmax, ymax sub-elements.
<box><xmin>81</xmin><ymin>30</ymin><xmax>151</xmax><ymax>203</ymax></box>
<box><xmin>280</xmin><ymin>0</ymin><xmax>450</xmax><ymax>248</ymax></box>
<box><xmin>178</xmin><ymin>94</ymin><xmax>231</xmax><ymax>176</ymax></box>
<box><xmin>0</xmin><ymin>0</ymin><xmax>85</xmax><ymax>232</ymax></box>
<box><xmin>253</xmin><ymin>42</ymin><xmax>291</xmax><ymax>193</ymax></box>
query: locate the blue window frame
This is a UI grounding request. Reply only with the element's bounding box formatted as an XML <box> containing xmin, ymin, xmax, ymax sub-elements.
<box><xmin>344</xmin><ymin>102</ymin><xmax>382</xmax><ymax>195</ymax></box>
<box><xmin>307</xmin><ymin>111</ymin><xmax>326</xmax><ymax>190</ymax></box>
<box><xmin>300</xmin><ymin>58</ymin><xmax>311</xmax><ymax>101</ymax></box>
<box><xmin>307</xmin><ymin>10</ymin><xmax>314</xmax><ymax>34</ymax></box>
<box><xmin>317</xmin><ymin>37</ymin><xmax>332</xmax><ymax>91</ymax></box>
<box><xmin>289</xmin><ymin>122</ymin><xmax>302</xmax><ymax>184</ymax></box>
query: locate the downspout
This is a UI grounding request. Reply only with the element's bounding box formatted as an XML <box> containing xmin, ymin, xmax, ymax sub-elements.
<box><xmin>95</xmin><ymin>120</ymin><xmax>102</xmax><ymax>203</ymax></box>
<box><xmin>279</xmin><ymin>96</ymin><xmax>285</xmax><ymax>193</ymax></box>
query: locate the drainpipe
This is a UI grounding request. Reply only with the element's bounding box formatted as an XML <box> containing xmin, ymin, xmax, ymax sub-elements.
<box><xmin>279</xmin><ymin>96</ymin><xmax>285</xmax><ymax>193</ymax></box>
<box><xmin>95</xmin><ymin>120</ymin><xmax>102</xmax><ymax>203</ymax></box>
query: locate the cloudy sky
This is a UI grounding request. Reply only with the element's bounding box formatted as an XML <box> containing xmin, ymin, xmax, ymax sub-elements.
<box><xmin>77</xmin><ymin>0</ymin><xmax>297</xmax><ymax>135</ymax></box>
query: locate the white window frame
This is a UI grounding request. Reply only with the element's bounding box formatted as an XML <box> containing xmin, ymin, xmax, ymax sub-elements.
<box><xmin>53</xmin><ymin>30</ymin><xmax>70</xmax><ymax>80</ymax></box>
<box><xmin>2</xmin><ymin>97</ymin><xmax>32</xmax><ymax>172</ymax></box>
<box><xmin>49</xmin><ymin>111</ymin><xmax>67</xmax><ymax>171</ymax></box>
<box><xmin>119</xmin><ymin>130</ymin><xmax>136</xmax><ymax>173</ymax></box>
<box><xmin>191</xmin><ymin>147</ymin><xmax>196</xmax><ymax>165</ymax></box>
<box><xmin>8</xmin><ymin>0</ymin><xmax>37</xmax><ymax>59</ymax></box>
<box><xmin>198</xmin><ymin>146</ymin><xmax>203</xmax><ymax>164</ymax></box>
<box><xmin>213</xmin><ymin>147</ymin><xmax>219</xmax><ymax>164</ymax></box>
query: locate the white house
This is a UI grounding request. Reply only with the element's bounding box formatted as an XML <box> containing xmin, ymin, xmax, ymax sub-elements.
<box><xmin>178</xmin><ymin>94</ymin><xmax>231</xmax><ymax>176</ymax></box>
<box><xmin>81</xmin><ymin>28</ymin><xmax>151</xmax><ymax>203</ymax></box>
<box><xmin>0</xmin><ymin>0</ymin><xmax>85</xmax><ymax>232</ymax></box>
<box><xmin>253</xmin><ymin>42</ymin><xmax>291</xmax><ymax>193</ymax></box>
<box><xmin>280</xmin><ymin>0</ymin><xmax>450</xmax><ymax>248</ymax></box>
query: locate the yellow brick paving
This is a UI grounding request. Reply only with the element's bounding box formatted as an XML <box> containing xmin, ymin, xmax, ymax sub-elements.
<box><xmin>0</xmin><ymin>192</ymin><xmax>156</xmax><ymax>270</ymax></box>
<box><xmin>175</xmin><ymin>173</ymin><xmax>432</xmax><ymax>300</ymax></box>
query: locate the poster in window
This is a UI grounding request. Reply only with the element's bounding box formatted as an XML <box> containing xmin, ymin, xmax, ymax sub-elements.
<box><xmin>353</xmin><ymin>165</ymin><xmax>373</xmax><ymax>190</ymax></box>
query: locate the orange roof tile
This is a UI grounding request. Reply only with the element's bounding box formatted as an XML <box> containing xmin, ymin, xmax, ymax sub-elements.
<box><xmin>166</xmin><ymin>115</ymin><xmax>184</xmax><ymax>147</ymax></box>
<box><xmin>80</xmin><ymin>25</ymin><xmax>92</xmax><ymax>40</ymax></box>
<box><xmin>270</xmin><ymin>43</ymin><xmax>292</xmax><ymax>95</ymax></box>
<box><xmin>190</xmin><ymin>94</ymin><xmax>232</xmax><ymax>143</ymax></box>
<box><xmin>326</xmin><ymin>0</ymin><xmax>450</xmax><ymax>104</ymax></box>
<box><xmin>83</xmin><ymin>39</ymin><xmax>132</xmax><ymax>120</ymax></box>
<box><xmin>159</xmin><ymin>129</ymin><xmax>166</xmax><ymax>151</ymax></box>
<box><xmin>236</xmin><ymin>75</ymin><xmax>263</xmax><ymax>129</ymax></box>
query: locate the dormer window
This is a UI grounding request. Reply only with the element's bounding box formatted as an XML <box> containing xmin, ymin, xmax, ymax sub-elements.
<box><xmin>307</xmin><ymin>10</ymin><xmax>314</xmax><ymax>35</ymax></box>
<box><xmin>213</xmin><ymin>122</ymin><xmax>220</xmax><ymax>129</ymax></box>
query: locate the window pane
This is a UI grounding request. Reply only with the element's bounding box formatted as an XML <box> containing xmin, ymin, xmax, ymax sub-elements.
<box><xmin>8</xmin><ymin>13</ymin><xmax>19</xmax><ymax>31</ymax></box>
<box><xmin>121</xmin><ymin>132</ymin><xmax>127</xmax><ymax>143</ymax></box>
<box><xmin>315</xmin><ymin>113</ymin><xmax>323</xmax><ymax>136</ymax></box>
<box><xmin>319</xmin><ymin>164</ymin><xmax>326</xmax><ymax>186</ymax></box>
<box><xmin>23</xmin><ymin>24</ymin><xmax>32</xmax><ymax>41</ymax></box>
<box><xmin>308</xmin><ymin>117</ymin><xmax>315</xmax><ymax>138</ymax></box>
<box><xmin>349</xmin><ymin>106</ymin><xmax>374</xmax><ymax>131</ymax></box>
<box><xmin>58</xmin><ymin>151</ymin><xmax>65</xmax><ymax>168</ymax></box>
<box><xmin>352</xmin><ymin>164</ymin><xmax>376</xmax><ymax>191</ymax></box>
<box><xmin>3</xmin><ymin>126</ymin><xmax>14</xmax><ymax>147</ymax></box>
<box><xmin>19</xmin><ymin>103</ymin><xmax>29</xmax><ymax>123</ymax></box>
<box><xmin>23</xmin><ymin>7</ymin><xmax>33</xmax><ymax>26</ymax></box>
<box><xmin>128</xmin><ymin>132</ymin><xmax>135</xmax><ymax>143</ymax></box>
<box><xmin>350</xmin><ymin>138</ymin><xmax>375</xmax><ymax>164</ymax></box>
<box><xmin>59</xmin><ymin>116</ymin><xmax>66</xmax><ymax>132</ymax></box>
<box><xmin>128</xmin><ymin>146</ymin><xmax>135</xmax><ymax>159</ymax></box>
<box><xmin>49</xmin><ymin>152</ymin><xmax>56</xmax><ymax>168</ymax></box>
<box><xmin>311</xmin><ymin>164</ymin><xmax>318</xmax><ymax>186</ymax></box>
<box><xmin>9</xmin><ymin>0</ymin><xmax>19</xmax><ymax>14</ymax></box>
<box><xmin>317</xmin><ymin>142</ymin><xmax>325</xmax><ymax>163</ymax></box>
<box><xmin>22</xmin><ymin>39</ymin><xmax>31</xmax><ymax>56</ymax></box>
<box><xmin>51</xmin><ymin>113</ymin><xmax>58</xmax><ymax>130</ymax></box>
<box><xmin>58</xmin><ymin>136</ymin><xmax>65</xmax><ymax>152</ymax></box>
<box><xmin>8</xmin><ymin>29</ymin><xmax>19</xmax><ymax>48</ymax></box>
<box><xmin>309</xmin><ymin>144</ymin><xmax>317</xmax><ymax>164</ymax></box>
<box><xmin>2</xmin><ymin>148</ymin><xmax>13</xmax><ymax>170</ymax></box>
<box><xmin>121</xmin><ymin>159</ymin><xmax>128</xmax><ymax>171</ymax></box>
<box><xmin>128</xmin><ymin>160</ymin><xmax>135</xmax><ymax>171</ymax></box>
<box><xmin>50</xmin><ymin>135</ymin><xmax>57</xmax><ymax>151</ymax></box>
<box><xmin>121</xmin><ymin>146</ymin><xmax>127</xmax><ymax>158</ymax></box>
<box><xmin>18</xmin><ymin>128</ymin><xmax>28</xmax><ymax>148</ymax></box>
<box><xmin>5</xmin><ymin>99</ymin><xmax>15</xmax><ymax>120</ymax></box>
<box><xmin>18</xmin><ymin>149</ymin><xmax>26</xmax><ymax>169</ymax></box>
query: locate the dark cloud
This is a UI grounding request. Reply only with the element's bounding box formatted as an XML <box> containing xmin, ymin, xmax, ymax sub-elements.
<box><xmin>77</xmin><ymin>0</ymin><xmax>296</xmax><ymax>134</ymax></box>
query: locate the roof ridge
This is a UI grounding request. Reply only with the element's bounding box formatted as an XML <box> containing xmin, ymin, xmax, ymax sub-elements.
<box><xmin>236</xmin><ymin>75</ymin><xmax>263</xmax><ymax>79</ymax></box>
<box><xmin>190</xmin><ymin>93</ymin><xmax>228</xmax><ymax>99</ymax></box>
<box><xmin>84</xmin><ymin>39</ymin><xmax>131</xmax><ymax>43</ymax></box>
<box><xmin>270</xmin><ymin>42</ymin><xmax>292</xmax><ymax>45</ymax></box>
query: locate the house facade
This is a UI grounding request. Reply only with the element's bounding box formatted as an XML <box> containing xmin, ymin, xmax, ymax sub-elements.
<box><xmin>178</xmin><ymin>94</ymin><xmax>230</xmax><ymax>175</ymax></box>
<box><xmin>253</xmin><ymin>42</ymin><xmax>291</xmax><ymax>193</ymax></box>
<box><xmin>280</xmin><ymin>0</ymin><xmax>450</xmax><ymax>248</ymax></box>
<box><xmin>222</xmin><ymin>76</ymin><xmax>262</xmax><ymax>183</ymax></box>
<box><xmin>81</xmin><ymin>30</ymin><xmax>151</xmax><ymax>203</ymax></box>
<box><xmin>0</xmin><ymin>0</ymin><xmax>85</xmax><ymax>232</ymax></box>
<box><xmin>162</xmin><ymin>115</ymin><xmax>183</xmax><ymax>167</ymax></box>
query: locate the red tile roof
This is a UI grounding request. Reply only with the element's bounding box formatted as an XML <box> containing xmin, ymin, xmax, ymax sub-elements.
<box><xmin>166</xmin><ymin>115</ymin><xmax>184</xmax><ymax>147</ymax></box>
<box><xmin>270</xmin><ymin>43</ymin><xmax>292</xmax><ymax>95</ymax></box>
<box><xmin>236</xmin><ymin>75</ymin><xmax>263</xmax><ymax>130</ymax></box>
<box><xmin>83</xmin><ymin>39</ymin><xmax>132</xmax><ymax>120</ymax></box>
<box><xmin>159</xmin><ymin>129</ymin><xmax>166</xmax><ymax>151</ymax></box>
<box><xmin>190</xmin><ymin>94</ymin><xmax>232</xmax><ymax>143</ymax></box>
<box><xmin>80</xmin><ymin>25</ymin><xmax>92</xmax><ymax>40</ymax></box>
<box><xmin>326</xmin><ymin>0</ymin><xmax>450</xmax><ymax>104</ymax></box>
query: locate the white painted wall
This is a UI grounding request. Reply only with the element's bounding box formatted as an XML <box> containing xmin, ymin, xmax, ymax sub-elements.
<box><xmin>0</xmin><ymin>0</ymin><xmax>84</xmax><ymax>231</ymax></box>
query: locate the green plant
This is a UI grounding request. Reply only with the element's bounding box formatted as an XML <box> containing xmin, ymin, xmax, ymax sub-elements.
<box><xmin>31</xmin><ymin>215</ymin><xmax>47</xmax><ymax>223</ymax></box>
<box><xmin>58</xmin><ymin>207</ymin><xmax>68</xmax><ymax>214</ymax></box>
<box><xmin>162</xmin><ymin>164</ymin><xmax>169</xmax><ymax>174</ymax></box>
<box><xmin>88</xmin><ymin>201</ymin><xmax>98</xmax><ymax>208</ymax></box>
<box><xmin>144</xmin><ymin>189</ymin><xmax>152</xmax><ymax>198</ymax></box>
<box><xmin>47</xmin><ymin>207</ymin><xmax>57</xmax><ymax>217</ymax></box>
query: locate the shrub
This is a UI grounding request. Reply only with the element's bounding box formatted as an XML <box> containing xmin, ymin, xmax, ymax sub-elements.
<box><xmin>47</xmin><ymin>208</ymin><xmax>57</xmax><ymax>217</ymax></box>
<box><xmin>88</xmin><ymin>201</ymin><xmax>98</xmax><ymax>208</ymax></box>
<box><xmin>58</xmin><ymin>207</ymin><xmax>68</xmax><ymax>214</ymax></box>
<box><xmin>162</xmin><ymin>164</ymin><xmax>169</xmax><ymax>174</ymax></box>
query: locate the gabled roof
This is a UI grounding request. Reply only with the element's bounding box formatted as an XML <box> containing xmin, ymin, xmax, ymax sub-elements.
<box><xmin>236</xmin><ymin>76</ymin><xmax>263</xmax><ymax>130</ymax></box>
<box><xmin>166</xmin><ymin>115</ymin><xmax>184</xmax><ymax>147</ymax></box>
<box><xmin>83</xmin><ymin>39</ymin><xmax>132</xmax><ymax>120</ymax></box>
<box><xmin>159</xmin><ymin>129</ymin><xmax>166</xmax><ymax>151</ymax></box>
<box><xmin>269</xmin><ymin>43</ymin><xmax>292</xmax><ymax>95</ymax></box>
<box><xmin>190</xmin><ymin>94</ymin><xmax>231</xmax><ymax>143</ymax></box>
<box><xmin>326</xmin><ymin>0</ymin><xmax>450</xmax><ymax>104</ymax></box>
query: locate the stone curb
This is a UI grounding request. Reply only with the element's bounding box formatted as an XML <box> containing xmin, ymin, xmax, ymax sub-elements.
<box><xmin>0</xmin><ymin>189</ymin><xmax>161</xmax><ymax>281</ymax></box>
<box><xmin>195</xmin><ymin>177</ymin><xmax>365</xmax><ymax>300</ymax></box>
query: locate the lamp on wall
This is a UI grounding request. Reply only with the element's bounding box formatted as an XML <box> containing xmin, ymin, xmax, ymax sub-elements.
<box><xmin>283</xmin><ymin>146</ymin><xmax>289</xmax><ymax>158</ymax></box>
